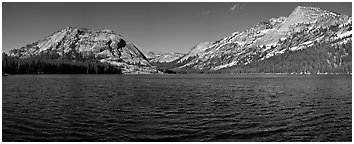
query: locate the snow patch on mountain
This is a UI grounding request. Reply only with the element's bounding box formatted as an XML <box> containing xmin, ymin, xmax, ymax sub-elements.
<box><xmin>174</xmin><ymin>6</ymin><xmax>352</xmax><ymax>71</ymax></box>
<box><xmin>213</xmin><ymin>61</ymin><xmax>238</xmax><ymax>70</ymax></box>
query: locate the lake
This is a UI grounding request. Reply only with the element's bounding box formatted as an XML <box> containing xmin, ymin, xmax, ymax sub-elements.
<box><xmin>2</xmin><ymin>74</ymin><xmax>352</xmax><ymax>141</ymax></box>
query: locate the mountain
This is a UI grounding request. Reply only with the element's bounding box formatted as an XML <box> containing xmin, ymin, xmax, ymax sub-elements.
<box><xmin>141</xmin><ymin>51</ymin><xmax>185</xmax><ymax>73</ymax></box>
<box><xmin>173</xmin><ymin>6</ymin><xmax>352</xmax><ymax>74</ymax></box>
<box><xmin>145</xmin><ymin>51</ymin><xmax>185</xmax><ymax>63</ymax></box>
<box><xmin>8</xmin><ymin>27</ymin><xmax>159</xmax><ymax>74</ymax></box>
<box><xmin>4</xmin><ymin>6</ymin><xmax>352</xmax><ymax>75</ymax></box>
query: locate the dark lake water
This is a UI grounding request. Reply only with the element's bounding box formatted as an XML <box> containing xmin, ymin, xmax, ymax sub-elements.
<box><xmin>2</xmin><ymin>74</ymin><xmax>352</xmax><ymax>142</ymax></box>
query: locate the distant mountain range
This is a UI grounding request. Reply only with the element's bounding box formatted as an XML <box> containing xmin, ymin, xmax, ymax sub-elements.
<box><xmin>144</xmin><ymin>51</ymin><xmax>185</xmax><ymax>63</ymax></box>
<box><xmin>3</xmin><ymin>6</ymin><xmax>352</xmax><ymax>74</ymax></box>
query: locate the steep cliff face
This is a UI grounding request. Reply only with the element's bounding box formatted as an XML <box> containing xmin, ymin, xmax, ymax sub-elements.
<box><xmin>175</xmin><ymin>6</ymin><xmax>352</xmax><ymax>72</ymax></box>
<box><xmin>9</xmin><ymin>27</ymin><xmax>159</xmax><ymax>74</ymax></box>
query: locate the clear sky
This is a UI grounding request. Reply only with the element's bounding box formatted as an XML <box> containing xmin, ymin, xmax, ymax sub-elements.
<box><xmin>2</xmin><ymin>2</ymin><xmax>352</xmax><ymax>53</ymax></box>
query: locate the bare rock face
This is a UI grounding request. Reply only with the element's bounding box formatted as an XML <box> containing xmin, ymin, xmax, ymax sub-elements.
<box><xmin>10</xmin><ymin>27</ymin><xmax>159</xmax><ymax>74</ymax></box>
<box><xmin>175</xmin><ymin>6</ymin><xmax>352</xmax><ymax>71</ymax></box>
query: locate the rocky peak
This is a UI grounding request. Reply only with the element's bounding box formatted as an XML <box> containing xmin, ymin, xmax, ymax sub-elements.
<box><xmin>278</xmin><ymin>6</ymin><xmax>347</xmax><ymax>32</ymax></box>
<box><xmin>173</xmin><ymin>6</ymin><xmax>351</xmax><ymax>71</ymax></box>
<box><xmin>289</xmin><ymin>6</ymin><xmax>339</xmax><ymax>19</ymax></box>
<box><xmin>96</xmin><ymin>29</ymin><xmax>116</xmax><ymax>34</ymax></box>
<box><xmin>9</xmin><ymin>27</ymin><xmax>159</xmax><ymax>74</ymax></box>
<box><xmin>292</xmin><ymin>6</ymin><xmax>321</xmax><ymax>14</ymax></box>
<box><xmin>63</xmin><ymin>26</ymin><xmax>73</xmax><ymax>31</ymax></box>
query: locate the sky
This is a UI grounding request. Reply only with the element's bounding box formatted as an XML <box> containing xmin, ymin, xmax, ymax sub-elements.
<box><xmin>2</xmin><ymin>2</ymin><xmax>352</xmax><ymax>53</ymax></box>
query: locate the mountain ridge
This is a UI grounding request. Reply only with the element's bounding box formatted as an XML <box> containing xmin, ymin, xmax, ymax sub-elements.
<box><xmin>165</xmin><ymin>6</ymin><xmax>352</xmax><ymax>74</ymax></box>
<box><xmin>144</xmin><ymin>51</ymin><xmax>185</xmax><ymax>63</ymax></box>
<box><xmin>8</xmin><ymin>26</ymin><xmax>159</xmax><ymax>74</ymax></box>
<box><xmin>4</xmin><ymin>6</ymin><xmax>352</xmax><ymax>74</ymax></box>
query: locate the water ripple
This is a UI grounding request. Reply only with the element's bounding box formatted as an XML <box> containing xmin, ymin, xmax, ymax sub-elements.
<box><xmin>2</xmin><ymin>74</ymin><xmax>352</xmax><ymax>141</ymax></box>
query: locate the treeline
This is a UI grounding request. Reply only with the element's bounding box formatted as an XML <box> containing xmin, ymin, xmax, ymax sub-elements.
<box><xmin>163</xmin><ymin>40</ymin><xmax>352</xmax><ymax>74</ymax></box>
<box><xmin>151</xmin><ymin>56</ymin><xmax>204</xmax><ymax>74</ymax></box>
<box><xmin>2</xmin><ymin>51</ymin><xmax>122</xmax><ymax>74</ymax></box>
<box><xmin>217</xmin><ymin>40</ymin><xmax>352</xmax><ymax>74</ymax></box>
